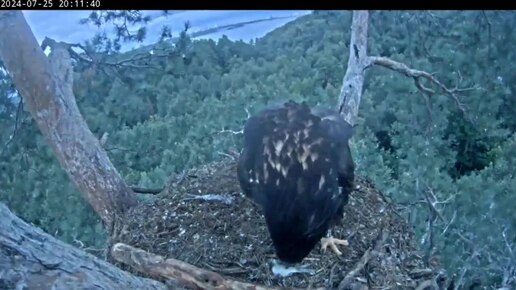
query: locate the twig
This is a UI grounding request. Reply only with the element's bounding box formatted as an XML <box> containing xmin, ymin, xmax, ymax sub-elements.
<box><xmin>415</xmin><ymin>279</ymin><xmax>437</xmax><ymax>290</ymax></box>
<box><xmin>338</xmin><ymin>248</ymin><xmax>371</xmax><ymax>288</ymax></box>
<box><xmin>422</xmin><ymin>216</ymin><xmax>435</xmax><ymax>267</ymax></box>
<box><xmin>42</xmin><ymin>36</ymin><xmax>168</xmax><ymax>72</ymax></box>
<box><xmin>219</xmin><ymin>128</ymin><xmax>243</xmax><ymax>135</ymax></box>
<box><xmin>130</xmin><ymin>186</ymin><xmax>163</xmax><ymax>195</ymax></box>
<box><xmin>409</xmin><ymin>268</ymin><xmax>435</xmax><ymax>279</ymax></box>
<box><xmin>500</xmin><ymin>227</ymin><xmax>516</xmax><ymax>287</ymax></box>
<box><xmin>218</xmin><ymin>108</ymin><xmax>250</xmax><ymax>136</ymax></box>
<box><xmin>453</xmin><ymin>267</ymin><xmax>468</xmax><ymax>290</ymax></box>
<box><xmin>502</xmin><ymin>227</ymin><xmax>515</xmax><ymax>262</ymax></box>
<box><xmin>329</xmin><ymin>263</ymin><xmax>338</xmax><ymax>286</ymax></box>
<box><xmin>217</xmin><ymin>151</ymin><xmax>240</xmax><ymax>161</ymax></box>
<box><xmin>181</xmin><ymin>193</ymin><xmax>235</xmax><ymax>205</ymax></box>
<box><xmin>419</xmin><ymin>182</ymin><xmax>459</xmax><ymax>267</ymax></box>
<box><xmin>338</xmin><ymin>230</ymin><xmax>388</xmax><ymax>289</ymax></box>
<box><xmin>441</xmin><ymin>210</ymin><xmax>457</xmax><ymax>236</ymax></box>
<box><xmin>421</xmin><ymin>183</ymin><xmax>447</xmax><ymax>223</ymax></box>
<box><xmin>73</xmin><ymin>238</ymin><xmax>85</xmax><ymax>248</ymax></box>
<box><xmin>452</xmin><ymin>244</ymin><xmax>486</xmax><ymax>290</ymax></box>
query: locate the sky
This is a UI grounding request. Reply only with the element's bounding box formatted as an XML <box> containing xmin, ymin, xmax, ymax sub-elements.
<box><xmin>22</xmin><ymin>10</ymin><xmax>312</xmax><ymax>51</ymax></box>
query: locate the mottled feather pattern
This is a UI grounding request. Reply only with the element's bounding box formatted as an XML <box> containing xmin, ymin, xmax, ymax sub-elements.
<box><xmin>237</xmin><ymin>100</ymin><xmax>354</xmax><ymax>263</ymax></box>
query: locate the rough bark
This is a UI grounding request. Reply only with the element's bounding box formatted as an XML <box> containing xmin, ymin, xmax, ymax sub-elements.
<box><xmin>0</xmin><ymin>11</ymin><xmax>138</xmax><ymax>229</ymax></box>
<box><xmin>0</xmin><ymin>200</ymin><xmax>312</xmax><ymax>290</ymax></box>
<box><xmin>337</xmin><ymin>10</ymin><xmax>371</xmax><ymax>126</ymax></box>
<box><xmin>0</xmin><ymin>203</ymin><xmax>166</xmax><ymax>290</ymax></box>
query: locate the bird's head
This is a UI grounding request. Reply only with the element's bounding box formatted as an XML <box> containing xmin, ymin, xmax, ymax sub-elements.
<box><xmin>265</xmin><ymin>211</ymin><xmax>329</xmax><ymax>264</ymax></box>
<box><xmin>273</xmin><ymin>235</ymin><xmax>320</xmax><ymax>264</ymax></box>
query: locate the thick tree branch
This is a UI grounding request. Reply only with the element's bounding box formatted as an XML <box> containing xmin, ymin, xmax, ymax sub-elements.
<box><xmin>0</xmin><ymin>203</ymin><xmax>166</xmax><ymax>290</ymax></box>
<box><xmin>369</xmin><ymin>56</ymin><xmax>476</xmax><ymax>114</ymax></box>
<box><xmin>0</xmin><ymin>11</ymin><xmax>138</xmax><ymax>230</ymax></box>
<box><xmin>111</xmin><ymin>243</ymin><xmax>313</xmax><ymax>290</ymax></box>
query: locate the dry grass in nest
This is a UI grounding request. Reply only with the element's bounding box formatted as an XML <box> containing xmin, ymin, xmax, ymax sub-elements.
<box><xmin>114</xmin><ymin>158</ymin><xmax>441</xmax><ymax>289</ymax></box>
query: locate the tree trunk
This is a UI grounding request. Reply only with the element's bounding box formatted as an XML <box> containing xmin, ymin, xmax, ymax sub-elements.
<box><xmin>0</xmin><ymin>203</ymin><xmax>166</xmax><ymax>290</ymax></box>
<box><xmin>0</xmin><ymin>11</ymin><xmax>137</xmax><ymax>230</ymax></box>
<box><xmin>337</xmin><ymin>10</ymin><xmax>371</xmax><ymax>126</ymax></box>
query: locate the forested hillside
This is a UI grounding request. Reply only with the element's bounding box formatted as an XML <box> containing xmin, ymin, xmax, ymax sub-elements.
<box><xmin>1</xmin><ymin>10</ymin><xmax>515</xmax><ymax>288</ymax></box>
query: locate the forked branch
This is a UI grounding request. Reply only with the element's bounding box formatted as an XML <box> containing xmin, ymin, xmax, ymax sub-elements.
<box><xmin>337</xmin><ymin>11</ymin><xmax>476</xmax><ymax>126</ymax></box>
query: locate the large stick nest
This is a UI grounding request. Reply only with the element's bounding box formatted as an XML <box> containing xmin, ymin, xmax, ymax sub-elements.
<box><xmin>113</xmin><ymin>158</ymin><xmax>446</xmax><ymax>289</ymax></box>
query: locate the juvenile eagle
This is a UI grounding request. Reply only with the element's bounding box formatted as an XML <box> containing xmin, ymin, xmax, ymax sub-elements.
<box><xmin>237</xmin><ymin>100</ymin><xmax>355</xmax><ymax>265</ymax></box>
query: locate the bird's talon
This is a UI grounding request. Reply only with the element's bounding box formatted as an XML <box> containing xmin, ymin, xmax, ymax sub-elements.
<box><xmin>321</xmin><ymin>237</ymin><xmax>348</xmax><ymax>256</ymax></box>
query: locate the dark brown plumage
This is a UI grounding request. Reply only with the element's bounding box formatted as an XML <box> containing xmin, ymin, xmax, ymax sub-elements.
<box><xmin>237</xmin><ymin>100</ymin><xmax>355</xmax><ymax>264</ymax></box>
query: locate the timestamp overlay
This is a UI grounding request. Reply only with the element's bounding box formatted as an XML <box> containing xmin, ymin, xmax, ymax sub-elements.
<box><xmin>1</xmin><ymin>0</ymin><xmax>102</xmax><ymax>9</ymax></box>
<box><xmin>1</xmin><ymin>0</ymin><xmax>227</xmax><ymax>9</ymax></box>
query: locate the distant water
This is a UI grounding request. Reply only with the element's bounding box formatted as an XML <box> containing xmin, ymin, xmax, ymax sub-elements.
<box><xmin>23</xmin><ymin>10</ymin><xmax>312</xmax><ymax>51</ymax></box>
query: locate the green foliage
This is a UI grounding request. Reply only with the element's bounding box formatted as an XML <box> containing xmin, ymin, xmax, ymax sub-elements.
<box><xmin>1</xmin><ymin>10</ymin><xmax>515</xmax><ymax>287</ymax></box>
<box><xmin>0</xmin><ymin>115</ymin><xmax>107</xmax><ymax>249</ymax></box>
<box><xmin>80</xmin><ymin>10</ymin><xmax>152</xmax><ymax>52</ymax></box>
<box><xmin>447</xmin><ymin>135</ymin><xmax>516</xmax><ymax>286</ymax></box>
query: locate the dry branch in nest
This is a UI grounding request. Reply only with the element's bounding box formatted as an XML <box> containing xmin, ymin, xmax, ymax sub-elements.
<box><xmin>112</xmin><ymin>242</ymin><xmax>312</xmax><ymax>290</ymax></box>
<box><xmin>337</xmin><ymin>230</ymin><xmax>388</xmax><ymax>289</ymax></box>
